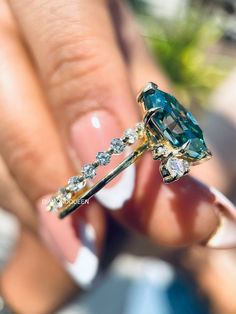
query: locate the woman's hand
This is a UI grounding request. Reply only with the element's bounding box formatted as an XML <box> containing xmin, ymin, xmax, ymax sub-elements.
<box><xmin>0</xmin><ymin>1</ymin><xmax>234</xmax><ymax>313</ymax></box>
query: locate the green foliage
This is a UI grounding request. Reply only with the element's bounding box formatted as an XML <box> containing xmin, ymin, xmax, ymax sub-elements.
<box><xmin>130</xmin><ymin>1</ymin><xmax>232</xmax><ymax>108</ymax></box>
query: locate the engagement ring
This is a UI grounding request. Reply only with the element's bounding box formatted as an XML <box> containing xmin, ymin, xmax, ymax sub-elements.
<box><xmin>47</xmin><ymin>82</ymin><xmax>212</xmax><ymax>218</ymax></box>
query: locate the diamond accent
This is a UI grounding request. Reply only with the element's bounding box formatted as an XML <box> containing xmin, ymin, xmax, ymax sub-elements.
<box><xmin>82</xmin><ymin>164</ymin><xmax>96</xmax><ymax>179</ymax></box>
<box><xmin>47</xmin><ymin>194</ymin><xmax>64</xmax><ymax>212</ymax></box>
<box><xmin>68</xmin><ymin>176</ymin><xmax>85</xmax><ymax>192</ymax></box>
<box><xmin>135</xmin><ymin>122</ymin><xmax>145</xmax><ymax>138</ymax></box>
<box><xmin>96</xmin><ymin>151</ymin><xmax>111</xmax><ymax>166</ymax></box>
<box><xmin>124</xmin><ymin>128</ymin><xmax>138</xmax><ymax>144</ymax></box>
<box><xmin>165</xmin><ymin>157</ymin><xmax>188</xmax><ymax>178</ymax></box>
<box><xmin>110</xmin><ymin>138</ymin><xmax>125</xmax><ymax>154</ymax></box>
<box><xmin>55</xmin><ymin>195</ymin><xmax>64</xmax><ymax>208</ymax></box>
<box><xmin>59</xmin><ymin>187</ymin><xmax>72</xmax><ymax>204</ymax></box>
<box><xmin>152</xmin><ymin>145</ymin><xmax>169</xmax><ymax>159</ymax></box>
<box><xmin>47</xmin><ymin>197</ymin><xmax>58</xmax><ymax>212</ymax></box>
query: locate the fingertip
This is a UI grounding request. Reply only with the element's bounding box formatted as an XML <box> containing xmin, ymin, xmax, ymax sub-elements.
<box><xmin>205</xmin><ymin>187</ymin><xmax>236</xmax><ymax>249</ymax></box>
<box><xmin>147</xmin><ymin>177</ymin><xmax>220</xmax><ymax>247</ymax></box>
<box><xmin>36</xmin><ymin>196</ymin><xmax>106</xmax><ymax>287</ymax></box>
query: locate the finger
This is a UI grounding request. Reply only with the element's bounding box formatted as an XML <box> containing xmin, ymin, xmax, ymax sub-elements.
<box><xmin>110</xmin><ymin>1</ymin><xmax>236</xmax><ymax>248</ymax></box>
<box><xmin>8</xmin><ymin>0</ymin><xmax>139</xmax><ymax>123</ymax></box>
<box><xmin>8</xmin><ymin>0</ymin><xmax>228</xmax><ymax>247</ymax></box>
<box><xmin>8</xmin><ymin>0</ymin><xmax>140</xmax><ymax>208</ymax></box>
<box><xmin>0</xmin><ymin>0</ymin><xmax>105</xmax><ymax>286</ymax></box>
<box><xmin>0</xmin><ymin>155</ymin><xmax>36</xmax><ymax>228</ymax></box>
<box><xmin>1</xmin><ymin>227</ymin><xmax>78</xmax><ymax>314</ymax></box>
<box><xmin>0</xmin><ymin>1</ymin><xmax>72</xmax><ymax>200</ymax></box>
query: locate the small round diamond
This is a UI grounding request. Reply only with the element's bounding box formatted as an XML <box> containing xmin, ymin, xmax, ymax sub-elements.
<box><xmin>156</xmin><ymin>145</ymin><xmax>169</xmax><ymax>156</ymax></box>
<box><xmin>59</xmin><ymin>187</ymin><xmax>72</xmax><ymax>203</ymax></box>
<box><xmin>82</xmin><ymin>164</ymin><xmax>96</xmax><ymax>179</ymax></box>
<box><xmin>55</xmin><ymin>195</ymin><xmax>63</xmax><ymax>208</ymax></box>
<box><xmin>135</xmin><ymin>122</ymin><xmax>145</xmax><ymax>138</ymax></box>
<box><xmin>183</xmin><ymin>160</ymin><xmax>190</xmax><ymax>171</ymax></box>
<box><xmin>166</xmin><ymin>157</ymin><xmax>188</xmax><ymax>177</ymax></box>
<box><xmin>47</xmin><ymin>194</ymin><xmax>63</xmax><ymax>212</ymax></box>
<box><xmin>110</xmin><ymin>138</ymin><xmax>125</xmax><ymax>154</ymax></box>
<box><xmin>124</xmin><ymin>128</ymin><xmax>138</xmax><ymax>144</ymax></box>
<box><xmin>68</xmin><ymin>176</ymin><xmax>85</xmax><ymax>192</ymax></box>
<box><xmin>152</xmin><ymin>144</ymin><xmax>169</xmax><ymax>160</ymax></box>
<box><xmin>96</xmin><ymin>151</ymin><xmax>111</xmax><ymax>166</ymax></box>
<box><xmin>47</xmin><ymin>197</ymin><xmax>58</xmax><ymax>212</ymax></box>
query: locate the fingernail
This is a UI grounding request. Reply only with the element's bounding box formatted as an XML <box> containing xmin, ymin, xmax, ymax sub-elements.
<box><xmin>37</xmin><ymin>196</ymin><xmax>98</xmax><ymax>287</ymax></box>
<box><xmin>95</xmin><ymin>158</ymin><xmax>136</xmax><ymax>210</ymax></box>
<box><xmin>206</xmin><ymin>187</ymin><xmax>236</xmax><ymax>249</ymax></box>
<box><xmin>66</xmin><ymin>220</ymin><xmax>98</xmax><ymax>288</ymax></box>
<box><xmin>70</xmin><ymin>110</ymin><xmax>136</xmax><ymax>210</ymax></box>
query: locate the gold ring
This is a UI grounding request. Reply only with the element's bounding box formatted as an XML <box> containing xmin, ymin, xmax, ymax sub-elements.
<box><xmin>47</xmin><ymin>82</ymin><xmax>212</xmax><ymax>219</ymax></box>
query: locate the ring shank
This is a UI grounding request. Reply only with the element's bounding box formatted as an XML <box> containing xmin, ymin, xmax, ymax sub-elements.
<box><xmin>59</xmin><ymin>141</ymin><xmax>149</xmax><ymax>219</ymax></box>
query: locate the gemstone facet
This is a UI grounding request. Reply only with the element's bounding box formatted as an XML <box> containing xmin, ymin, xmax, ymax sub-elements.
<box><xmin>139</xmin><ymin>85</ymin><xmax>209</xmax><ymax>161</ymax></box>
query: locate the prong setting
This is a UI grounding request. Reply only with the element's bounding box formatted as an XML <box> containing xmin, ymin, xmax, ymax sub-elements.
<box><xmin>143</xmin><ymin>107</ymin><xmax>161</xmax><ymax>127</ymax></box>
<box><xmin>137</xmin><ymin>82</ymin><xmax>158</xmax><ymax>103</ymax></box>
<box><xmin>151</xmin><ymin>143</ymin><xmax>170</xmax><ymax>160</ymax></box>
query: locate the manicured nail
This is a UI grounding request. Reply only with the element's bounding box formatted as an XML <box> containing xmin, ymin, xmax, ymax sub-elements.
<box><xmin>95</xmin><ymin>160</ymin><xmax>136</xmax><ymax>210</ymax></box>
<box><xmin>70</xmin><ymin>110</ymin><xmax>136</xmax><ymax>210</ymax></box>
<box><xmin>206</xmin><ymin>187</ymin><xmax>236</xmax><ymax>249</ymax></box>
<box><xmin>37</xmin><ymin>196</ymin><xmax>98</xmax><ymax>286</ymax></box>
<box><xmin>65</xmin><ymin>220</ymin><xmax>98</xmax><ymax>288</ymax></box>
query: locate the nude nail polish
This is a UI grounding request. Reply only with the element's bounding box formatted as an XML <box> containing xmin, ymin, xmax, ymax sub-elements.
<box><xmin>65</xmin><ymin>220</ymin><xmax>98</xmax><ymax>288</ymax></box>
<box><xmin>37</xmin><ymin>196</ymin><xmax>98</xmax><ymax>287</ymax></box>
<box><xmin>70</xmin><ymin>110</ymin><xmax>136</xmax><ymax>210</ymax></box>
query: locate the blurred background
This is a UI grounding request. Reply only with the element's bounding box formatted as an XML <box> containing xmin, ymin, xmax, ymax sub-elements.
<box><xmin>1</xmin><ymin>0</ymin><xmax>236</xmax><ymax>313</ymax></box>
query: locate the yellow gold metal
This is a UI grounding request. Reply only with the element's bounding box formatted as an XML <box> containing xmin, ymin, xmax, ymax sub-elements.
<box><xmin>59</xmin><ymin>140</ymin><xmax>149</xmax><ymax>219</ymax></box>
<box><xmin>48</xmin><ymin>82</ymin><xmax>212</xmax><ymax>217</ymax></box>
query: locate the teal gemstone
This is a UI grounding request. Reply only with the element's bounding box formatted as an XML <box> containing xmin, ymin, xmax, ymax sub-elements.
<box><xmin>140</xmin><ymin>86</ymin><xmax>209</xmax><ymax>161</ymax></box>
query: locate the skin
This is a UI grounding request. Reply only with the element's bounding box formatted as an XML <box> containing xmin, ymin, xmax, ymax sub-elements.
<box><xmin>0</xmin><ymin>0</ymin><xmax>229</xmax><ymax>313</ymax></box>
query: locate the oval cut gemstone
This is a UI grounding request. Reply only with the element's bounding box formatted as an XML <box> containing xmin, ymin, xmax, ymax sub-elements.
<box><xmin>140</xmin><ymin>86</ymin><xmax>209</xmax><ymax>161</ymax></box>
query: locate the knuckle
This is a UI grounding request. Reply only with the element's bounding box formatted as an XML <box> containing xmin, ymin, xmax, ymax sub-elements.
<box><xmin>7</xmin><ymin>137</ymin><xmax>41</xmax><ymax>172</ymax></box>
<box><xmin>48</xmin><ymin>39</ymin><xmax>103</xmax><ymax>86</ymax></box>
<box><xmin>46</xmin><ymin>36</ymin><xmax>111</xmax><ymax>107</ymax></box>
<box><xmin>0</xmin><ymin>2</ymin><xmax>15</xmax><ymax>33</ymax></box>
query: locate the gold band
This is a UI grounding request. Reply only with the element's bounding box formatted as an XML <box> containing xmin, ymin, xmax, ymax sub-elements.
<box><xmin>47</xmin><ymin>82</ymin><xmax>212</xmax><ymax>218</ymax></box>
<box><xmin>59</xmin><ymin>141</ymin><xmax>149</xmax><ymax>219</ymax></box>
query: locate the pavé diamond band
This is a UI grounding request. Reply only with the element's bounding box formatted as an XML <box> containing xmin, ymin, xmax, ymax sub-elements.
<box><xmin>47</xmin><ymin>82</ymin><xmax>212</xmax><ymax>218</ymax></box>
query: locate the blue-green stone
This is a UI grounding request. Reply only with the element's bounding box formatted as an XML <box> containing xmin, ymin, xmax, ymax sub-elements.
<box><xmin>141</xmin><ymin>87</ymin><xmax>208</xmax><ymax>161</ymax></box>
